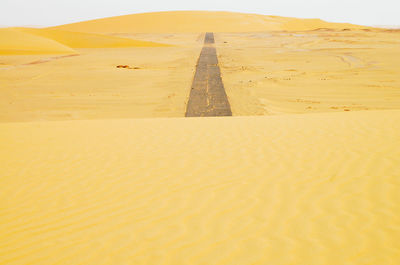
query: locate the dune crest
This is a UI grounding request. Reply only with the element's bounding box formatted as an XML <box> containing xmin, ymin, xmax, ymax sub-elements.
<box><xmin>0</xmin><ymin>27</ymin><xmax>170</xmax><ymax>56</ymax></box>
<box><xmin>16</xmin><ymin>28</ymin><xmax>170</xmax><ymax>48</ymax></box>
<box><xmin>0</xmin><ymin>28</ymin><xmax>76</xmax><ymax>55</ymax></box>
<box><xmin>50</xmin><ymin>11</ymin><xmax>370</xmax><ymax>34</ymax></box>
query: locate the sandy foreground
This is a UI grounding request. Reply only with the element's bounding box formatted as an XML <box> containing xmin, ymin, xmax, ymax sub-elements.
<box><xmin>1</xmin><ymin>111</ymin><xmax>400</xmax><ymax>264</ymax></box>
<box><xmin>1</xmin><ymin>11</ymin><xmax>400</xmax><ymax>264</ymax></box>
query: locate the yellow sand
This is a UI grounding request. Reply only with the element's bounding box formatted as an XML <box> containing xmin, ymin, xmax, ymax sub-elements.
<box><xmin>51</xmin><ymin>11</ymin><xmax>369</xmax><ymax>34</ymax></box>
<box><xmin>2</xmin><ymin>29</ymin><xmax>400</xmax><ymax>121</ymax></box>
<box><xmin>1</xmin><ymin>111</ymin><xmax>399</xmax><ymax>264</ymax></box>
<box><xmin>0</xmin><ymin>34</ymin><xmax>201</xmax><ymax>122</ymax></box>
<box><xmin>16</xmin><ymin>28</ymin><xmax>170</xmax><ymax>48</ymax></box>
<box><xmin>215</xmin><ymin>30</ymin><xmax>400</xmax><ymax>115</ymax></box>
<box><xmin>0</xmin><ymin>28</ymin><xmax>76</xmax><ymax>55</ymax></box>
<box><xmin>0</xmin><ymin>27</ymin><xmax>168</xmax><ymax>55</ymax></box>
<box><xmin>1</xmin><ymin>11</ymin><xmax>400</xmax><ymax>265</ymax></box>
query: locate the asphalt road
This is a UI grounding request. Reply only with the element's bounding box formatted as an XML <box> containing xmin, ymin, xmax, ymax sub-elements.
<box><xmin>185</xmin><ymin>32</ymin><xmax>232</xmax><ymax>117</ymax></box>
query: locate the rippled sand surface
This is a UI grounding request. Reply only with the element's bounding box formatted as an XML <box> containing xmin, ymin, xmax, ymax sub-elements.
<box><xmin>1</xmin><ymin>11</ymin><xmax>400</xmax><ymax>264</ymax></box>
<box><xmin>1</xmin><ymin>110</ymin><xmax>400</xmax><ymax>264</ymax></box>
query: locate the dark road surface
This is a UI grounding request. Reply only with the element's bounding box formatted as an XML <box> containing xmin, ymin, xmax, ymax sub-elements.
<box><xmin>185</xmin><ymin>33</ymin><xmax>232</xmax><ymax>117</ymax></box>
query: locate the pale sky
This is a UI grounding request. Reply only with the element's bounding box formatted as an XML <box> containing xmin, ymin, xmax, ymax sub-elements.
<box><xmin>1</xmin><ymin>0</ymin><xmax>399</xmax><ymax>27</ymax></box>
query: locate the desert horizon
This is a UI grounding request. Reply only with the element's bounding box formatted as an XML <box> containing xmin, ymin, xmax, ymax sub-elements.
<box><xmin>1</xmin><ymin>8</ymin><xmax>399</xmax><ymax>265</ymax></box>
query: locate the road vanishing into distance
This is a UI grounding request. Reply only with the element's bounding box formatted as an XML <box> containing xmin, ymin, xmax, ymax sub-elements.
<box><xmin>185</xmin><ymin>32</ymin><xmax>232</xmax><ymax>117</ymax></box>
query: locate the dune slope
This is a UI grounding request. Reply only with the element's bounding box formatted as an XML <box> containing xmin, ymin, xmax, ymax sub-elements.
<box><xmin>17</xmin><ymin>28</ymin><xmax>170</xmax><ymax>48</ymax></box>
<box><xmin>50</xmin><ymin>11</ymin><xmax>369</xmax><ymax>34</ymax></box>
<box><xmin>1</xmin><ymin>110</ymin><xmax>399</xmax><ymax>264</ymax></box>
<box><xmin>0</xmin><ymin>28</ymin><xmax>76</xmax><ymax>55</ymax></box>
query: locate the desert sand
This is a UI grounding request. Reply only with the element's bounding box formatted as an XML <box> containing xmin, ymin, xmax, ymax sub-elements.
<box><xmin>0</xmin><ymin>28</ymin><xmax>76</xmax><ymax>55</ymax></box>
<box><xmin>50</xmin><ymin>11</ymin><xmax>369</xmax><ymax>33</ymax></box>
<box><xmin>216</xmin><ymin>30</ymin><xmax>400</xmax><ymax>115</ymax></box>
<box><xmin>0</xmin><ymin>11</ymin><xmax>399</xmax><ymax>265</ymax></box>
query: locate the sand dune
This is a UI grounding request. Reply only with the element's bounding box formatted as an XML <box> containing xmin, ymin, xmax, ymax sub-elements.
<box><xmin>50</xmin><ymin>11</ymin><xmax>369</xmax><ymax>34</ymax></box>
<box><xmin>16</xmin><ymin>28</ymin><xmax>170</xmax><ymax>48</ymax></box>
<box><xmin>279</xmin><ymin>16</ymin><xmax>364</xmax><ymax>31</ymax></box>
<box><xmin>0</xmin><ymin>28</ymin><xmax>76</xmax><ymax>55</ymax></box>
<box><xmin>0</xmin><ymin>27</ymin><xmax>168</xmax><ymax>56</ymax></box>
<box><xmin>1</xmin><ymin>11</ymin><xmax>399</xmax><ymax>264</ymax></box>
<box><xmin>1</xmin><ymin>110</ymin><xmax>399</xmax><ymax>264</ymax></box>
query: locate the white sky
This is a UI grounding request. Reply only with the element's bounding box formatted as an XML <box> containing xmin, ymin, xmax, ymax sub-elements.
<box><xmin>1</xmin><ymin>0</ymin><xmax>399</xmax><ymax>27</ymax></box>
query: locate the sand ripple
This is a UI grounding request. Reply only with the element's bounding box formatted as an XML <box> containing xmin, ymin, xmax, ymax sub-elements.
<box><xmin>0</xmin><ymin>110</ymin><xmax>399</xmax><ymax>264</ymax></box>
